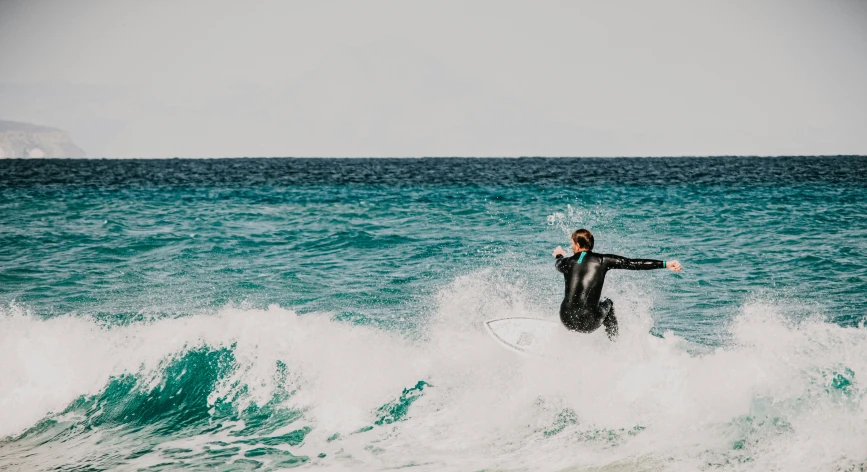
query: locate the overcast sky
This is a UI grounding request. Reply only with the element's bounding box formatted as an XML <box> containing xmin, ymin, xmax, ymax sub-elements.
<box><xmin>1</xmin><ymin>0</ymin><xmax>866</xmax><ymax>157</ymax></box>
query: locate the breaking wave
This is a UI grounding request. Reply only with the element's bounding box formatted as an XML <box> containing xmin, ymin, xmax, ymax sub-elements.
<box><xmin>1</xmin><ymin>271</ymin><xmax>865</xmax><ymax>471</ymax></box>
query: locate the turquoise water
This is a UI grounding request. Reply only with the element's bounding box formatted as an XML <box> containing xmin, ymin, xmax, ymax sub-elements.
<box><xmin>1</xmin><ymin>157</ymin><xmax>865</xmax><ymax>471</ymax></box>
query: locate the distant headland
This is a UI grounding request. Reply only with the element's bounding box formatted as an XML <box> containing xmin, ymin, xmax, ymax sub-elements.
<box><xmin>0</xmin><ymin>120</ymin><xmax>86</xmax><ymax>158</ymax></box>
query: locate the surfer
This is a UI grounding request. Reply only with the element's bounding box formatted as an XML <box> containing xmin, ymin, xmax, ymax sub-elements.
<box><xmin>553</xmin><ymin>229</ymin><xmax>682</xmax><ymax>340</ymax></box>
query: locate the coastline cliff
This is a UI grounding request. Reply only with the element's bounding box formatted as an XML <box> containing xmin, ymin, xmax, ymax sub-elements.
<box><xmin>0</xmin><ymin>120</ymin><xmax>86</xmax><ymax>158</ymax></box>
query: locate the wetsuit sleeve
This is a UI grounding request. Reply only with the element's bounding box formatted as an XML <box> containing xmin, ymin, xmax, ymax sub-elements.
<box><xmin>601</xmin><ymin>254</ymin><xmax>665</xmax><ymax>270</ymax></box>
<box><xmin>554</xmin><ymin>255</ymin><xmax>570</xmax><ymax>273</ymax></box>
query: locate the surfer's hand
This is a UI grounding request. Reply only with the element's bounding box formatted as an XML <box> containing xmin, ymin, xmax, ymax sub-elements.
<box><xmin>667</xmin><ymin>260</ymin><xmax>682</xmax><ymax>272</ymax></box>
<box><xmin>553</xmin><ymin>246</ymin><xmax>566</xmax><ymax>258</ymax></box>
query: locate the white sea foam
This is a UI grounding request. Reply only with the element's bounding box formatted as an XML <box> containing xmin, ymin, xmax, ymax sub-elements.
<box><xmin>1</xmin><ymin>271</ymin><xmax>865</xmax><ymax>471</ymax></box>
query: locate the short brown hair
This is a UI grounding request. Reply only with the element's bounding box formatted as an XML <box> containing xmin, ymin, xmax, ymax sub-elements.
<box><xmin>571</xmin><ymin>229</ymin><xmax>594</xmax><ymax>250</ymax></box>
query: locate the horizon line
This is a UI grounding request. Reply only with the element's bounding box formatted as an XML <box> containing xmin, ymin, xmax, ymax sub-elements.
<box><xmin>3</xmin><ymin>154</ymin><xmax>866</xmax><ymax>160</ymax></box>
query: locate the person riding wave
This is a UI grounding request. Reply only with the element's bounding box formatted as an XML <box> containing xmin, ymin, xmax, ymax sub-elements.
<box><xmin>553</xmin><ymin>229</ymin><xmax>682</xmax><ymax>340</ymax></box>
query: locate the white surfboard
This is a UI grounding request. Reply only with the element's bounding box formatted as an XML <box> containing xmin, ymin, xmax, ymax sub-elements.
<box><xmin>484</xmin><ymin>317</ymin><xmax>563</xmax><ymax>356</ymax></box>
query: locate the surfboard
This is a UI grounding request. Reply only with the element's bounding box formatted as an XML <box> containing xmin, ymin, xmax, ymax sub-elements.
<box><xmin>484</xmin><ymin>317</ymin><xmax>563</xmax><ymax>356</ymax></box>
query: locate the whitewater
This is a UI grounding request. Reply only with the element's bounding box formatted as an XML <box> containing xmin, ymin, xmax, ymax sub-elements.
<box><xmin>1</xmin><ymin>157</ymin><xmax>865</xmax><ymax>471</ymax></box>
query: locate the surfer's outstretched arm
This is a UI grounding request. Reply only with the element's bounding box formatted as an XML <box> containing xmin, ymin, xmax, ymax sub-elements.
<box><xmin>602</xmin><ymin>254</ymin><xmax>682</xmax><ymax>272</ymax></box>
<box><xmin>552</xmin><ymin>246</ymin><xmax>571</xmax><ymax>273</ymax></box>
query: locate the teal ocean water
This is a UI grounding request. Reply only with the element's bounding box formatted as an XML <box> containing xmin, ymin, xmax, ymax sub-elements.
<box><xmin>1</xmin><ymin>157</ymin><xmax>865</xmax><ymax>471</ymax></box>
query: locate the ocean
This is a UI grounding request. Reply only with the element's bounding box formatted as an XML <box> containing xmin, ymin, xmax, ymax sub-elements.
<box><xmin>0</xmin><ymin>156</ymin><xmax>865</xmax><ymax>471</ymax></box>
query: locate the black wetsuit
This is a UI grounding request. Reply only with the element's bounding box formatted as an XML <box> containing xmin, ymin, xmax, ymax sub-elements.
<box><xmin>555</xmin><ymin>251</ymin><xmax>665</xmax><ymax>339</ymax></box>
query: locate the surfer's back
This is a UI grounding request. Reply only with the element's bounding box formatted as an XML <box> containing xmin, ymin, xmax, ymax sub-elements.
<box><xmin>555</xmin><ymin>251</ymin><xmax>607</xmax><ymax>311</ymax></box>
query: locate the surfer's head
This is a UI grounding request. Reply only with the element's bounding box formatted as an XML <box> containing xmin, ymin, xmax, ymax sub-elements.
<box><xmin>571</xmin><ymin>229</ymin><xmax>594</xmax><ymax>252</ymax></box>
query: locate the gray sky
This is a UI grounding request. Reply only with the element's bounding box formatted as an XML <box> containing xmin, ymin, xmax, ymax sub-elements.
<box><xmin>1</xmin><ymin>0</ymin><xmax>866</xmax><ymax>157</ymax></box>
